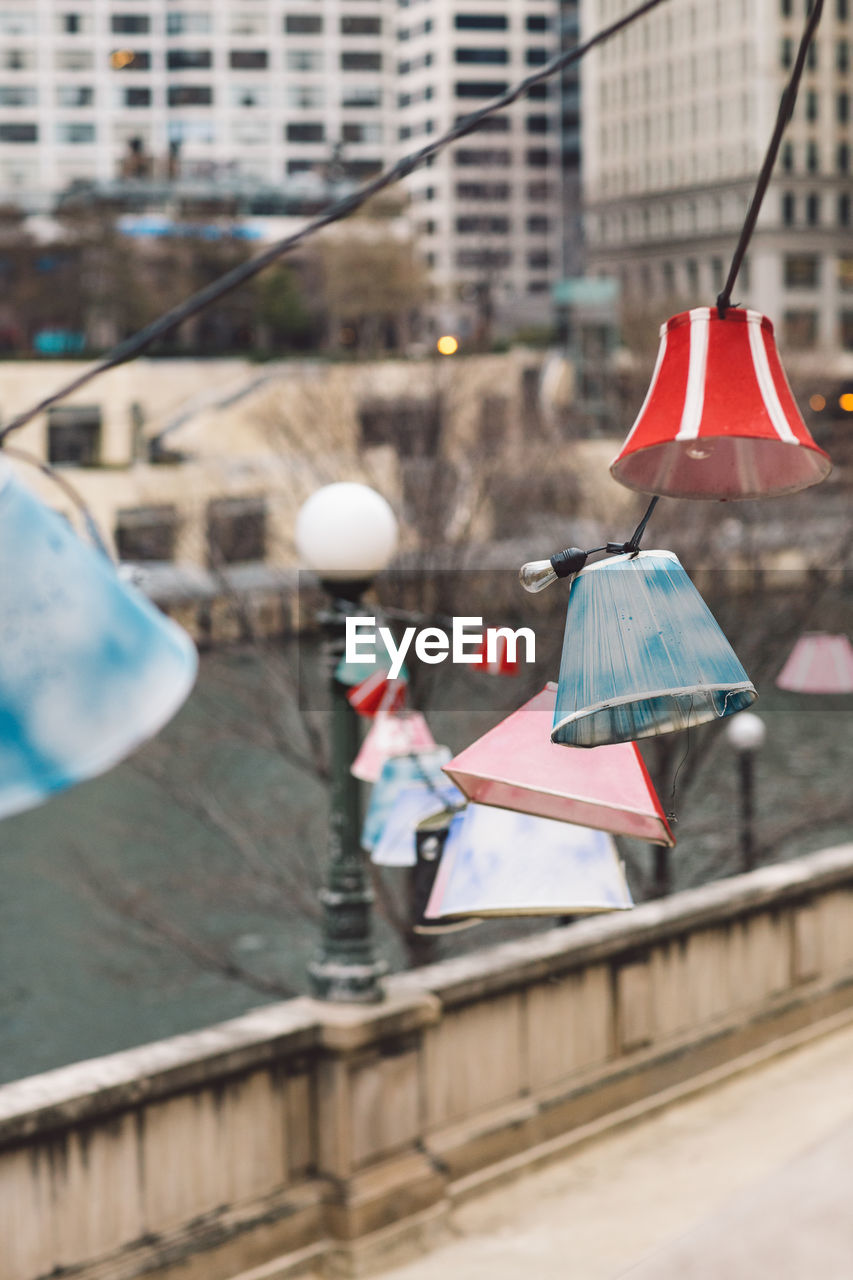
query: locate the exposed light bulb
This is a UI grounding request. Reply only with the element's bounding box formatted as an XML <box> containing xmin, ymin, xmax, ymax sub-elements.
<box><xmin>519</xmin><ymin>560</ymin><xmax>558</xmax><ymax>593</ymax></box>
<box><xmin>518</xmin><ymin>547</ymin><xmax>589</xmax><ymax>593</ymax></box>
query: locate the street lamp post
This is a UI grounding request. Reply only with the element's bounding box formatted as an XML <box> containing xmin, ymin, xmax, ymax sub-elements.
<box><xmin>295</xmin><ymin>483</ymin><xmax>398</xmax><ymax>1003</ymax></box>
<box><xmin>724</xmin><ymin>711</ymin><xmax>767</xmax><ymax>872</ymax></box>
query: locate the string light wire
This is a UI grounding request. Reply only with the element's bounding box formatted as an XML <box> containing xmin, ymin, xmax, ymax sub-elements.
<box><xmin>0</xmin><ymin>0</ymin><xmax>671</xmax><ymax>445</ymax></box>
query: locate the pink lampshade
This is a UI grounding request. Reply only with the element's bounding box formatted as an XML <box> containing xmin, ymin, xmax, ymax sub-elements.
<box><xmin>351</xmin><ymin>710</ymin><xmax>438</xmax><ymax>782</ymax></box>
<box><xmin>775</xmin><ymin>633</ymin><xmax>853</xmax><ymax>694</ymax></box>
<box><xmin>443</xmin><ymin>684</ymin><xmax>674</xmax><ymax>846</ymax></box>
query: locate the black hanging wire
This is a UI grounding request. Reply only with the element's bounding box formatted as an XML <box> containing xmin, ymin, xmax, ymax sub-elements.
<box><xmin>0</xmin><ymin>0</ymin><xmax>671</xmax><ymax>447</ymax></box>
<box><xmin>717</xmin><ymin>0</ymin><xmax>825</xmax><ymax>317</ymax></box>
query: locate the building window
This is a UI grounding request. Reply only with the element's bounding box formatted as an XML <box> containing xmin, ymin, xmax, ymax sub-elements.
<box><xmin>527</xmin><ymin>215</ymin><xmax>550</xmax><ymax>233</ymax></box>
<box><xmin>526</xmin><ymin>48</ymin><xmax>549</xmax><ymax>65</ymax></box>
<box><xmin>286</xmin><ymin>122</ymin><xmax>325</xmax><ymax>143</ymax></box>
<box><xmin>56</xmin><ymin>85</ymin><xmax>93</xmax><ymax>107</ymax></box>
<box><xmin>839</xmin><ymin>0</ymin><xmax>849</xmax><ymax>19</ymax></box>
<box><xmin>782</xmin><ymin>311</ymin><xmax>818</xmax><ymax>348</ymax></box>
<box><xmin>526</xmin><ymin>114</ymin><xmax>551</xmax><ymax>134</ymax></box>
<box><xmin>229</xmin><ymin>50</ymin><xmax>267</xmax><ymax>69</ymax></box>
<box><xmin>527</xmin><ymin>180</ymin><xmax>550</xmax><ymax>199</ymax></box>
<box><xmin>456</xmin><ymin>181</ymin><xmax>510</xmax><ymax>199</ymax></box>
<box><xmin>0</xmin><ymin>122</ymin><xmax>37</xmax><ymax>142</ymax></box>
<box><xmin>115</xmin><ymin>506</ymin><xmax>179</xmax><ymax>563</ymax></box>
<box><xmin>285</xmin><ymin>14</ymin><xmax>323</xmax><ymax>34</ymax></box>
<box><xmin>112</xmin><ymin>50</ymin><xmax>151</xmax><ymax>70</ymax></box>
<box><xmin>341</xmin><ymin>122</ymin><xmax>382</xmax><ymax>144</ymax></box>
<box><xmin>340</xmin><ymin>51</ymin><xmax>382</xmax><ymax>71</ymax></box>
<box><xmin>0</xmin><ymin>11</ymin><xmax>36</xmax><ymax>34</ymax></box>
<box><xmin>806</xmin><ymin>192</ymin><xmax>821</xmax><ymax>225</ymax></box>
<box><xmin>455</xmin><ymin>80</ymin><xmax>508</xmax><ymax>98</ymax></box>
<box><xmin>781</xmin><ymin>141</ymin><xmax>794</xmax><ymax>171</ymax></box>
<box><xmin>123</xmin><ymin>86</ymin><xmax>151</xmax><ymax>108</ymax></box>
<box><xmin>805</xmin><ymin>90</ymin><xmax>818</xmax><ymax>121</ymax></box>
<box><xmin>780</xmin><ymin>0</ymin><xmax>793</xmax><ymax>14</ymax></box>
<box><xmin>456</xmin><ymin>216</ymin><xmax>510</xmax><ymax>233</ymax></box>
<box><xmin>345</xmin><ymin>159</ymin><xmax>383</xmax><ymax>179</ymax></box>
<box><xmin>806</xmin><ymin>140</ymin><xmax>819</xmax><ymax>172</ymax></box>
<box><xmin>58</xmin><ymin>12</ymin><xmax>90</xmax><ymax>34</ymax></box>
<box><xmin>840</xmin><ymin>193</ymin><xmax>851</xmax><ymax>226</ymax></box>
<box><xmin>780</xmin><ymin>36</ymin><xmax>793</xmax><ymax>66</ymax></box>
<box><xmin>784</xmin><ymin>254</ymin><xmax>820</xmax><ymax>287</ymax></box>
<box><xmin>207</xmin><ymin>497</ymin><xmax>267</xmax><ymax>565</ymax></box>
<box><xmin>455</xmin><ymin>47</ymin><xmax>509</xmax><ymax>63</ymax></box>
<box><xmin>527</xmin><ymin>15</ymin><xmax>551</xmax><ymax>30</ymax></box>
<box><xmin>455</xmin><ymin>112</ymin><xmax>509</xmax><ymax>132</ymax></box>
<box><xmin>454</xmin><ymin>14</ymin><xmax>508</xmax><ymax>29</ymax></box>
<box><xmin>287</xmin><ymin>84</ymin><xmax>324</xmax><ymax>108</ymax></box>
<box><xmin>839</xmin><ymin>40</ymin><xmax>850</xmax><ymax>70</ymax></box>
<box><xmin>167</xmin><ymin>49</ymin><xmax>212</xmax><ymax>70</ymax></box>
<box><xmin>56</xmin><ymin>49</ymin><xmax>94</xmax><ymax>70</ymax></box>
<box><xmin>111</xmin><ymin>15</ymin><xmax>150</xmax><ymax>35</ymax></box>
<box><xmin>525</xmin><ymin>148</ymin><xmax>551</xmax><ymax>167</ymax></box>
<box><xmin>838</xmin><ymin>91</ymin><xmax>850</xmax><ymax>123</ymax></box>
<box><xmin>166</xmin><ymin>13</ymin><xmax>212</xmax><ymax>36</ymax></box>
<box><xmin>454</xmin><ymin>147</ymin><xmax>511</xmax><ymax>166</ymax></box>
<box><xmin>56</xmin><ymin>122</ymin><xmax>95</xmax><ymax>143</ymax></box>
<box><xmin>341</xmin><ymin>16</ymin><xmax>381</xmax><ymax>35</ymax></box>
<box><xmin>167</xmin><ymin>85</ymin><xmax>213</xmax><ymax>107</ymax></box>
<box><xmin>47</xmin><ymin>406</ymin><xmax>101</xmax><ymax>466</ymax></box>
<box><xmin>841</xmin><ymin>311</ymin><xmax>853</xmax><ymax>349</ymax></box>
<box><xmin>838</xmin><ymin>142</ymin><xmax>850</xmax><ymax>172</ymax></box>
<box><xmin>528</xmin><ymin>250</ymin><xmax>551</xmax><ymax>269</ymax></box>
<box><xmin>287</xmin><ymin>49</ymin><xmax>323</xmax><ymax>72</ymax></box>
<box><xmin>0</xmin><ymin>86</ymin><xmax>37</xmax><ymax>106</ymax></box>
<box><xmin>781</xmin><ymin>191</ymin><xmax>796</xmax><ymax>224</ymax></box>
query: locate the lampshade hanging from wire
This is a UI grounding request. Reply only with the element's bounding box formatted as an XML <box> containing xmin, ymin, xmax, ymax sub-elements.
<box><xmin>443</xmin><ymin>684</ymin><xmax>674</xmax><ymax>845</ymax></box>
<box><xmin>0</xmin><ymin>458</ymin><xmax>197</xmax><ymax>821</ymax></box>
<box><xmin>361</xmin><ymin>748</ymin><xmax>455</xmax><ymax>851</ymax></box>
<box><xmin>370</xmin><ymin>783</ymin><xmax>464</xmax><ymax>867</ymax></box>
<box><xmin>423</xmin><ymin>804</ymin><xmax>633</xmax><ymax>921</ymax></box>
<box><xmin>551</xmin><ymin>551</ymin><xmax>756</xmax><ymax>748</ymax></box>
<box><xmin>351</xmin><ymin>709</ymin><xmax>438</xmax><ymax>782</ymax></box>
<box><xmin>610</xmin><ymin>308</ymin><xmax>831</xmax><ymax>500</ymax></box>
<box><xmin>775</xmin><ymin>632</ymin><xmax>853</xmax><ymax>694</ymax></box>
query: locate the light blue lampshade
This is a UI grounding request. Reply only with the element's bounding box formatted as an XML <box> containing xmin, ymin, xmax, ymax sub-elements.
<box><xmin>361</xmin><ymin>748</ymin><xmax>456</xmax><ymax>851</ymax></box>
<box><xmin>552</xmin><ymin>550</ymin><xmax>756</xmax><ymax>748</ymax></box>
<box><xmin>0</xmin><ymin>459</ymin><xmax>198</xmax><ymax>820</ymax></box>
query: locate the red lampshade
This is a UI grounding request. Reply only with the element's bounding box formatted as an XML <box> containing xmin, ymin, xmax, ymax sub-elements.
<box><xmin>775</xmin><ymin>633</ymin><xmax>853</xmax><ymax>694</ymax></box>
<box><xmin>443</xmin><ymin>684</ymin><xmax>674</xmax><ymax>846</ymax></box>
<box><xmin>610</xmin><ymin>307</ymin><xmax>831</xmax><ymax>500</ymax></box>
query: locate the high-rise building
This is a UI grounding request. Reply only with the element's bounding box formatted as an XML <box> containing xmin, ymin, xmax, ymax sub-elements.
<box><xmin>0</xmin><ymin>1</ymin><xmax>395</xmax><ymax>200</ymax></box>
<box><xmin>394</xmin><ymin>0</ymin><xmax>561</xmax><ymax>335</ymax></box>
<box><xmin>0</xmin><ymin>0</ymin><xmax>566</xmax><ymax>336</ymax></box>
<box><xmin>580</xmin><ymin>0</ymin><xmax>853</xmax><ymax>360</ymax></box>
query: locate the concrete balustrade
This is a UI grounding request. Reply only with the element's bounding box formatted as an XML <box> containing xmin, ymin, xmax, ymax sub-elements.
<box><xmin>2</xmin><ymin>845</ymin><xmax>853</xmax><ymax>1280</ymax></box>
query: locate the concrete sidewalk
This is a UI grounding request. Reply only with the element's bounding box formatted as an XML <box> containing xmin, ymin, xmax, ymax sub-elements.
<box><xmin>376</xmin><ymin>1019</ymin><xmax>853</xmax><ymax>1279</ymax></box>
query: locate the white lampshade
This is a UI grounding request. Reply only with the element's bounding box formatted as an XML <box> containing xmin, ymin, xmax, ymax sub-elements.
<box><xmin>724</xmin><ymin>710</ymin><xmax>767</xmax><ymax>753</ymax></box>
<box><xmin>295</xmin><ymin>483</ymin><xmax>398</xmax><ymax>581</ymax></box>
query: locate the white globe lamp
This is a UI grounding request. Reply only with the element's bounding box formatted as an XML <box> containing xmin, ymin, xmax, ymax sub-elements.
<box><xmin>296</xmin><ymin>482</ymin><xmax>398</xmax><ymax>584</ymax></box>
<box><xmin>724</xmin><ymin>710</ymin><xmax>767</xmax><ymax>754</ymax></box>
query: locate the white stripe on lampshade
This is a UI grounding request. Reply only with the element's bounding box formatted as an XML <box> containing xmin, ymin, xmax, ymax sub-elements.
<box><xmin>746</xmin><ymin>314</ymin><xmax>799</xmax><ymax>444</ymax></box>
<box><xmin>611</xmin><ymin>328</ymin><xmax>668</xmax><ymax>458</ymax></box>
<box><xmin>675</xmin><ymin>307</ymin><xmax>711</xmax><ymax>441</ymax></box>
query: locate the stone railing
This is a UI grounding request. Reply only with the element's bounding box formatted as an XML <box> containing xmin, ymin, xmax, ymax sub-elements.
<box><xmin>2</xmin><ymin>845</ymin><xmax>853</xmax><ymax>1280</ymax></box>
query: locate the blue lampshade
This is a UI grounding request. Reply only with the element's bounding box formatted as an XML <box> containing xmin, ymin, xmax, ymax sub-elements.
<box><xmin>0</xmin><ymin>459</ymin><xmax>197</xmax><ymax>819</ymax></box>
<box><xmin>552</xmin><ymin>550</ymin><xmax>756</xmax><ymax>747</ymax></box>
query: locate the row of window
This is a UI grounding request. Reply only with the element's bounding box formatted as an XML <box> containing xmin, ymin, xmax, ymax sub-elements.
<box><xmin>780</xmin><ymin>0</ymin><xmax>849</xmax><ymax>17</ymax></box>
<box><xmin>0</xmin><ymin>13</ymin><xmax>385</xmax><ymax>37</ymax></box>
<box><xmin>781</xmin><ymin>190</ymin><xmax>852</xmax><ymax>228</ymax></box>
<box><xmin>0</xmin><ymin>84</ymin><xmax>388</xmax><ymax>111</ymax></box>
<box><xmin>0</xmin><ymin>120</ymin><xmax>389</xmax><ymax>145</ymax></box>
<box><xmin>781</xmin><ymin>140</ymin><xmax>853</xmax><ymax>175</ymax></box>
<box><xmin>415</xmin><ymin>180</ymin><xmax>553</xmax><ymax>201</ymax></box>
<box><xmin>452</xmin><ymin>147</ymin><xmax>552</xmax><ymax>168</ymax></box>
<box><xmin>0</xmin><ymin>48</ymin><xmax>383</xmax><ymax>72</ymax></box>
<box><xmin>451</xmin><ymin>15</ymin><xmax>552</xmax><ymax>31</ymax></box>
<box><xmin>781</xmin><ymin>36</ymin><xmax>849</xmax><ymax>71</ymax></box>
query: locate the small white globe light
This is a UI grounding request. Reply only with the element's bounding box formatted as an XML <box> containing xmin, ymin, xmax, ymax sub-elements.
<box><xmin>724</xmin><ymin>710</ymin><xmax>767</xmax><ymax>753</ymax></box>
<box><xmin>296</xmin><ymin>483</ymin><xmax>398</xmax><ymax>582</ymax></box>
